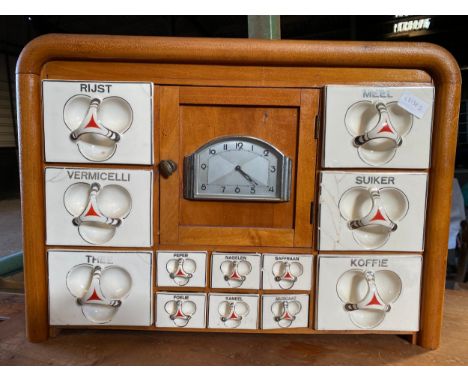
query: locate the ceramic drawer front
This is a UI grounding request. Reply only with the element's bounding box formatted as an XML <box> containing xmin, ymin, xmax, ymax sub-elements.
<box><xmin>322</xmin><ymin>85</ymin><xmax>434</xmax><ymax>169</ymax></box>
<box><xmin>45</xmin><ymin>167</ymin><xmax>153</xmax><ymax>247</ymax></box>
<box><xmin>261</xmin><ymin>294</ymin><xmax>309</xmax><ymax>329</ymax></box>
<box><xmin>211</xmin><ymin>253</ymin><xmax>261</xmax><ymax>290</ymax></box>
<box><xmin>318</xmin><ymin>171</ymin><xmax>428</xmax><ymax>252</ymax></box>
<box><xmin>208</xmin><ymin>294</ymin><xmax>259</xmax><ymax>329</ymax></box>
<box><xmin>48</xmin><ymin>250</ymin><xmax>153</xmax><ymax>326</ymax></box>
<box><xmin>157</xmin><ymin>251</ymin><xmax>207</xmax><ymax>288</ymax></box>
<box><xmin>42</xmin><ymin>80</ymin><xmax>153</xmax><ymax>164</ymax></box>
<box><xmin>156</xmin><ymin>292</ymin><xmax>207</xmax><ymax>328</ymax></box>
<box><xmin>262</xmin><ymin>254</ymin><xmax>313</xmax><ymax>291</ymax></box>
<box><xmin>315</xmin><ymin>254</ymin><xmax>422</xmax><ymax>331</ymax></box>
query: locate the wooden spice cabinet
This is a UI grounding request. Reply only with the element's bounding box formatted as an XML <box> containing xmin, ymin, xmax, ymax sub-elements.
<box><xmin>16</xmin><ymin>34</ymin><xmax>461</xmax><ymax>349</ymax></box>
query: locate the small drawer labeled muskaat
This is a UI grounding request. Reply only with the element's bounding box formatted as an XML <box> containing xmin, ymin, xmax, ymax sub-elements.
<box><xmin>208</xmin><ymin>294</ymin><xmax>259</xmax><ymax>330</ymax></box>
<box><xmin>156</xmin><ymin>292</ymin><xmax>207</xmax><ymax>329</ymax></box>
<box><xmin>48</xmin><ymin>250</ymin><xmax>153</xmax><ymax>326</ymax></box>
<box><xmin>322</xmin><ymin>85</ymin><xmax>434</xmax><ymax>169</ymax></box>
<box><xmin>261</xmin><ymin>294</ymin><xmax>310</xmax><ymax>330</ymax></box>
<box><xmin>318</xmin><ymin>171</ymin><xmax>428</xmax><ymax>252</ymax></box>
<box><xmin>315</xmin><ymin>254</ymin><xmax>422</xmax><ymax>331</ymax></box>
<box><xmin>157</xmin><ymin>251</ymin><xmax>207</xmax><ymax>287</ymax></box>
<box><xmin>42</xmin><ymin>80</ymin><xmax>153</xmax><ymax>164</ymax></box>
<box><xmin>45</xmin><ymin>167</ymin><xmax>153</xmax><ymax>247</ymax></box>
<box><xmin>211</xmin><ymin>253</ymin><xmax>261</xmax><ymax>290</ymax></box>
<box><xmin>262</xmin><ymin>254</ymin><xmax>313</xmax><ymax>291</ymax></box>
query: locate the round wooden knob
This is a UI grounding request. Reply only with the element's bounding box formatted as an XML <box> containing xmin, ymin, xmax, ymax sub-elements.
<box><xmin>159</xmin><ymin>160</ymin><xmax>178</xmax><ymax>178</ymax></box>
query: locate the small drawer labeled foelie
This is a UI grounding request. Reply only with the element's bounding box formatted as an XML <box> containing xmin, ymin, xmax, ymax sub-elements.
<box><xmin>262</xmin><ymin>254</ymin><xmax>313</xmax><ymax>290</ymax></box>
<box><xmin>208</xmin><ymin>294</ymin><xmax>259</xmax><ymax>330</ymax></box>
<box><xmin>318</xmin><ymin>171</ymin><xmax>428</xmax><ymax>251</ymax></box>
<box><xmin>42</xmin><ymin>80</ymin><xmax>153</xmax><ymax>164</ymax></box>
<box><xmin>157</xmin><ymin>251</ymin><xmax>207</xmax><ymax>287</ymax></box>
<box><xmin>48</xmin><ymin>250</ymin><xmax>153</xmax><ymax>326</ymax></box>
<box><xmin>262</xmin><ymin>294</ymin><xmax>309</xmax><ymax>329</ymax></box>
<box><xmin>211</xmin><ymin>253</ymin><xmax>261</xmax><ymax>290</ymax></box>
<box><xmin>45</xmin><ymin>167</ymin><xmax>153</xmax><ymax>247</ymax></box>
<box><xmin>323</xmin><ymin>85</ymin><xmax>434</xmax><ymax>169</ymax></box>
<box><xmin>156</xmin><ymin>293</ymin><xmax>207</xmax><ymax>328</ymax></box>
<box><xmin>316</xmin><ymin>254</ymin><xmax>422</xmax><ymax>331</ymax></box>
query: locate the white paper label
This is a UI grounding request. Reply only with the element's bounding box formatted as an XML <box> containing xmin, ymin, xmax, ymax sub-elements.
<box><xmin>398</xmin><ymin>92</ymin><xmax>429</xmax><ymax>119</ymax></box>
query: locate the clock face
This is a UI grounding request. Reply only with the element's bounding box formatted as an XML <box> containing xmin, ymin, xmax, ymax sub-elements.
<box><xmin>184</xmin><ymin>136</ymin><xmax>291</xmax><ymax>201</ymax></box>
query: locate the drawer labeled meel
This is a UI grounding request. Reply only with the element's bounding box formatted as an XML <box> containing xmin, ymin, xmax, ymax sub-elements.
<box><xmin>316</xmin><ymin>254</ymin><xmax>422</xmax><ymax>331</ymax></box>
<box><xmin>262</xmin><ymin>254</ymin><xmax>313</xmax><ymax>290</ymax></box>
<box><xmin>211</xmin><ymin>253</ymin><xmax>261</xmax><ymax>290</ymax></box>
<box><xmin>318</xmin><ymin>171</ymin><xmax>428</xmax><ymax>251</ymax></box>
<box><xmin>45</xmin><ymin>167</ymin><xmax>153</xmax><ymax>247</ymax></box>
<box><xmin>262</xmin><ymin>294</ymin><xmax>309</xmax><ymax>329</ymax></box>
<box><xmin>48</xmin><ymin>250</ymin><xmax>153</xmax><ymax>326</ymax></box>
<box><xmin>156</xmin><ymin>292</ymin><xmax>207</xmax><ymax>328</ymax></box>
<box><xmin>42</xmin><ymin>80</ymin><xmax>153</xmax><ymax>164</ymax></box>
<box><xmin>208</xmin><ymin>294</ymin><xmax>259</xmax><ymax>330</ymax></box>
<box><xmin>323</xmin><ymin>85</ymin><xmax>434</xmax><ymax>169</ymax></box>
<box><xmin>157</xmin><ymin>251</ymin><xmax>207</xmax><ymax>287</ymax></box>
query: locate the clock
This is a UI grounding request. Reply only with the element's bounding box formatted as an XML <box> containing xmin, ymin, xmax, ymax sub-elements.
<box><xmin>184</xmin><ymin>136</ymin><xmax>292</xmax><ymax>201</ymax></box>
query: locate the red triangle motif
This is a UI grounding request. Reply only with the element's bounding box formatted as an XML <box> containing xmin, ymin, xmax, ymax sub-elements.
<box><xmin>175</xmin><ymin>268</ymin><xmax>187</xmax><ymax>277</ymax></box>
<box><xmin>370</xmin><ymin>209</ymin><xmax>386</xmax><ymax>222</ymax></box>
<box><xmin>282</xmin><ymin>311</ymin><xmax>293</xmax><ymax>320</ymax></box>
<box><xmin>378</xmin><ymin>122</ymin><xmax>394</xmax><ymax>134</ymax></box>
<box><xmin>230</xmin><ymin>270</ymin><xmax>241</xmax><ymax>280</ymax></box>
<box><xmin>85</xmin><ymin>115</ymin><xmax>100</xmax><ymax>129</ymax></box>
<box><xmin>229</xmin><ymin>310</ymin><xmax>239</xmax><ymax>320</ymax></box>
<box><xmin>87</xmin><ymin>289</ymin><xmax>102</xmax><ymax>302</ymax></box>
<box><xmin>175</xmin><ymin>308</ymin><xmax>185</xmax><ymax>318</ymax></box>
<box><xmin>85</xmin><ymin>204</ymin><xmax>100</xmax><ymax>217</ymax></box>
<box><xmin>366</xmin><ymin>293</ymin><xmax>382</xmax><ymax>306</ymax></box>
<box><xmin>283</xmin><ymin>271</ymin><xmax>294</xmax><ymax>280</ymax></box>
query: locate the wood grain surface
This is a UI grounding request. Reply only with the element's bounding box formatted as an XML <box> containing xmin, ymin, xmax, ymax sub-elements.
<box><xmin>1</xmin><ymin>290</ymin><xmax>467</xmax><ymax>365</ymax></box>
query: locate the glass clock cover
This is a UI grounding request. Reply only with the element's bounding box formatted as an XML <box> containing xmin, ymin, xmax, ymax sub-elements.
<box><xmin>184</xmin><ymin>136</ymin><xmax>292</xmax><ymax>201</ymax></box>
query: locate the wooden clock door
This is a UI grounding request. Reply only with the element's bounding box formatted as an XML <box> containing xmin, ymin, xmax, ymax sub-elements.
<box><xmin>158</xmin><ymin>86</ymin><xmax>319</xmax><ymax>248</ymax></box>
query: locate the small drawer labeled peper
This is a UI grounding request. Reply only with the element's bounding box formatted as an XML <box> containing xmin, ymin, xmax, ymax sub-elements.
<box><xmin>322</xmin><ymin>85</ymin><xmax>434</xmax><ymax>169</ymax></box>
<box><xmin>211</xmin><ymin>252</ymin><xmax>261</xmax><ymax>290</ymax></box>
<box><xmin>48</xmin><ymin>250</ymin><xmax>153</xmax><ymax>326</ymax></box>
<box><xmin>262</xmin><ymin>254</ymin><xmax>313</xmax><ymax>291</ymax></box>
<box><xmin>157</xmin><ymin>251</ymin><xmax>207</xmax><ymax>287</ymax></box>
<box><xmin>262</xmin><ymin>294</ymin><xmax>309</xmax><ymax>329</ymax></box>
<box><xmin>45</xmin><ymin>167</ymin><xmax>153</xmax><ymax>247</ymax></box>
<box><xmin>156</xmin><ymin>292</ymin><xmax>207</xmax><ymax>328</ymax></box>
<box><xmin>208</xmin><ymin>294</ymin><xmax>259</xmax><ymax>330</ymax></box>
<box><xmin>318</xmin><ymin>171</ymin><xmax>428</xmax><ymax>252</ymax></box>
<box><xmin>42</xmin><ymin>80</ymin><xmax>153</xmax><ymax>164</ymax></box>
<box><xmin>315</xmin><ymin>254</ymin><xmax>422</xmax><ymax>331</ymax></box>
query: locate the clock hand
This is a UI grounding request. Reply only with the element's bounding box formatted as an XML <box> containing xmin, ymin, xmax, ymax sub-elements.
<box><xmin>235</xmin><ymin>165</ymin><xmax>258</xmax><ymax>186</ymax></box>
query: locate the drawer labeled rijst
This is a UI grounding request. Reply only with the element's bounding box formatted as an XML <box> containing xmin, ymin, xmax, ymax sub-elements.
<box><xmin>42</xmin><ymin>80</ymin><xmax>153</xmax><ymax>164</ymax></box>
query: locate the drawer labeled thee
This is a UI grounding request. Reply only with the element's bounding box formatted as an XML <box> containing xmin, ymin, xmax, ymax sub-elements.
<box><xmin>157</xmin><ymin>251</ymin><xmax>207</xmax><ymax>287</ymax></box>
<box><xmin>316</xmin><ymin>254</ymin><xmax>422</xmax><ymax>331</ymax></box>
<box><xmin>323</xmin><ymin>85</ymin><xmax>434</xmax><ymax>168</ymax></box>
<box><xmin>208</xmin><ymin>294</ymin><xmax>259</xmax><ymax>329</ymax></box>
<box><xmin>45</xmin><ymin>167</ymin><xmax>153</xmax><ymax>247</ymax></box>
<box><xmin>156</xmin><ymin>292</ymin><xmax>207</xmax><ymax>328</ymax></box>
<box><xmin>42</xmin><ymin>80</ymin><xmax>153</xmax><ymax>164</ymax></box>
<box><xmin>262</xmin><ymin>294</ymin><xmax>309</xmax><ymax>329</ymax></box>
<box><xmin>318</xmin><ymin>171</ymin><xmax>428</xmax><ymax>251</ymax></box>
<box><xmin>48</xmin><ymin>250</ymin><xmax>153</xmax><ymax>326</ymax></box>
<box><xmin>262</xmin><ymin>254</ymin><xmax>313</xmax><ymax>290</ymax></box>
<box><xmin>211</xmin><ymin>253</ymin><xmax>261</xmax><ymax>290</ymax></box>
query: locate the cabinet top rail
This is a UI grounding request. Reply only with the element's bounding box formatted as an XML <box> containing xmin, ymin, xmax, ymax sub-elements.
<box><xmin>17</xmin><ymin>34</ymin><xmax>460</xmax><ymax>86</ymax></box>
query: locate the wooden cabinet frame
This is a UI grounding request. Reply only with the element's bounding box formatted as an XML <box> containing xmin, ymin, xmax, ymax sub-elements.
<box><xmin>17</xmin><ymin>35</ymin><xmax>460</xmax><ymax>349</ymax></box>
